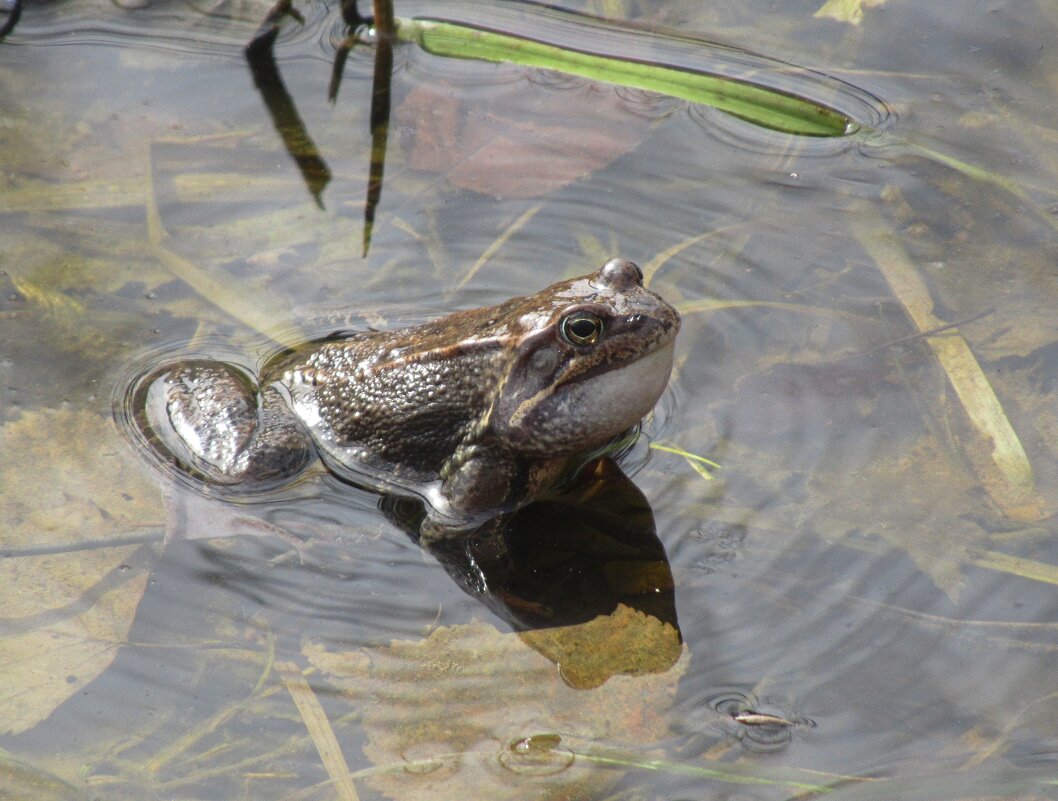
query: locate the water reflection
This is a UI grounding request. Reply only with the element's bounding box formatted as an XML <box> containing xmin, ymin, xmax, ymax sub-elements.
<box><xmin>8</xmin><ymin>0</ymin><xmax>1058</xmax><ymax>796</ymax></box>
<box><xmin>245</xmin><ymin>17</ymin><xmax>332</xmax><ymax>206</ymax></box>
<box><xmin>128</xmin><ymin>454</ymin><xmax>689</xmax><ymax>800</ymax></box>
<box><xmin>0</xmin><ymin>0</ymin><xmax>20</xmax><ymax>39</ymax></box>
<box><xmin>166</xmin><ymin>454</ymin><xmax>681</xmax><ymax>657</ymax></box>
<box><xmin>386</xmin><ymin>456</ymin><xmax>682</xmax><ymax>684</ymax></box>
<box><xmin>241</xmin><ymin>0</ymin><xmax>891</xmax><ymax>249</ymax></box>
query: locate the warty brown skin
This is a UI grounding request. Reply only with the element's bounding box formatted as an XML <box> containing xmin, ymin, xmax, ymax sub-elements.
<box><xmin>136</xmin><ymin>259</ymin><xmax>680</xmax><ymax>529</ymax></box>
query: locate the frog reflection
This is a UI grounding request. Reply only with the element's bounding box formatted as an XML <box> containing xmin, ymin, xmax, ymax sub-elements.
<box><xmin>388</xmin><ymin>457</ymin><xmax>684</xmax><ymax>690</ymax></box>
<box><xmin>133</xmin><ymin>260</ymin><xmax>680</xmax><ymax>536</ymax></box>
<box><xmin>386</xmin><ymin>456</ymin><xmax>678</xmax><ymax>624</ymax></box>
<box><xmin>176</xmin><ymin>454</ymin><xmax>682</xmax><ymax>687</ymax></box>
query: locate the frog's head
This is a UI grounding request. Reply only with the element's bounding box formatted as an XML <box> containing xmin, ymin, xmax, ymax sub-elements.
<box><xmin>488</xmin><ymin>259</ymin><xmax>680</xmax><ymax>457</ymax></box>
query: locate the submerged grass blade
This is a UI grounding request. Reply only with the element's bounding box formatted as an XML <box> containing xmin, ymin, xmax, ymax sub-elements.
<box><xmin>303</xmin><ymin>743</ymin><xmax>843</xmax><ymax>795</ymax></box>
<box><xmin>276</xmin><ymin>660</ymin><xmax>360</xmax><ymax>801</ymax></box>
<box><xmin>555</xmin><ymin>744</ymin><xmax>841</xmax><ymax>793</ymax></box>
<box><xmin>394</xmin><ymin>17</ymin><xmax>854</xmax><ymax>137</ymax></box>
<box><xmin>851</xmin><ymin>216</ymin><xmax>1042</xmax><ymax>520</ymax></box>
<box><xmin>974</xmin><ymin>550</ymin><xmax>1058</xmax><ymax>587</ymax></box>
<box><xmin>145</xmin><ymin>144</ymin><xmax>303</xmax><ymax>348</ymax></box>
<box><xmin>641</xmin><ymin>226</ymin><xmax>743</xmax><ymax>287</ymax></box>
<box><xmin>839</xmin><ymin>532</ymin><xmax>1058</xmax><ymax>589</ymax></box>
<box><xmin>677</xmin><ymin>297</ymin><xmax>865</xmax><ymax>321</ymax></box>
<box><xmin>651</xmin><ymin>441</ymin><xmax>721</xmax><ymax>480</ymax></box>
<box><xmin>451</xmin><ymin>202</ymin><xmax>544</xmax><ymax>296</ymax></box>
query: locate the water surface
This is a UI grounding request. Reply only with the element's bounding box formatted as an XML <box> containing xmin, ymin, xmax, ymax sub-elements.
<box><xmin>3</xmin><ymin>1</ymin><xmax>1058</xmax><ymax>799</ymax></box>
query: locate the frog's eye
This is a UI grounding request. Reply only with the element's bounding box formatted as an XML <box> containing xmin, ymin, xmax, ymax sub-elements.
<box><xmin>560</xmin><ymin>312</ymin><xmax>603</xmax><ymax>346</ymax></box>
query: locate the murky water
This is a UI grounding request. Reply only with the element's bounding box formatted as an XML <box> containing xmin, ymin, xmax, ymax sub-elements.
<box><xmin>3</xmin><ymin>0</ymin><xmax>1058</xmax><ymax>799</ymax></box>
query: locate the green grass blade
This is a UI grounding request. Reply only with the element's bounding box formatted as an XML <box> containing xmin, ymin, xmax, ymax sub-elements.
<box><xmin>395</xmin><ymin>17</ymin><xmax>855</xmax><ymax>137</ymax></box>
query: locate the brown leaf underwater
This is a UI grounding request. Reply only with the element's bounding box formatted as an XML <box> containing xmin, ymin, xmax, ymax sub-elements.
<box><xmin>0</xmin><ymin>408</ymin><xmax>163</xmax><ymax>734</ymax></box>
<box><xmin>396</xmin><ymin>76</ymin><xmax>652</xmax><ymax>199</ymax></box>
<box><xmin>304</xmin><ymin>611</ymin><xmax>687</xmax><ymax>801</ymax></box>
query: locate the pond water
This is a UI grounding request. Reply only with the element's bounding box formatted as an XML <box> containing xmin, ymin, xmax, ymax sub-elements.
<box><xmin>3</xmin><ymin>0</ymin><xmax>1058</xmax><ymax>799</ymax></box>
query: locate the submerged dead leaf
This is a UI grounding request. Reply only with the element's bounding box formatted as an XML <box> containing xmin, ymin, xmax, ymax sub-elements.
<box><xmin>813</xmin><ymin>0</ymin><xmax>887</xmax><ymax>25</ymax></box>
<box><xmin>0</xmin><ymin>753</ymin><xmax>82</xmax><ymax>801</ymax></box>
<box><xmin>5</xmin><ymin>272</ymin><xmax>127</xmax><ymax>365</ymax></box>
<box><xmin>809</xmin><ymin>435</ymin><xmax>987</xmax><ymax>602</ymax></box>
<box><xmin>0</xmin><ymin>408</ymin><xmax>163</xmax><ymax>548</ymax></box>
<box><xmin>396</xmin><ymin>76</ymin><xmax>653</xmax><ymax>198</ymax></box>
<box><xmin>0</xmin><ymin>408</ymin><xmax>163</xmax><ymax>734</ymax></box>
<box><xmin>304</xmin><ymin>612</ymin><xmax>687</xmax><ymax>801</ymax></box>
<box><xmin>519</xmin><ymin>604</ymin><xmax>683</xmax><ymax>689</ymax></box>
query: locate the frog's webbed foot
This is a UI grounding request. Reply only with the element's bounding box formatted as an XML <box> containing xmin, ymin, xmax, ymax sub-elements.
<box><xmin>141</xmin><ymin>361</ymin><xmax>314</xmax><ymax>489</ymax></box>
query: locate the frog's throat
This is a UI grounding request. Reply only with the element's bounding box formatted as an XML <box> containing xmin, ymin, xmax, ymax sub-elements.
<box><xmin>503</xmin><ymin>341</ymin><xmax>675</xmax><ymax>439</ymax></box>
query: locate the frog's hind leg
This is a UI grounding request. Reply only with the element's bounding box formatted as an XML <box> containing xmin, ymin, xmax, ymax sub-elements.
<box><xmin>138</xmin><ymin>360</ymin><xmax>314</xmax><ymax>490</ymax></box>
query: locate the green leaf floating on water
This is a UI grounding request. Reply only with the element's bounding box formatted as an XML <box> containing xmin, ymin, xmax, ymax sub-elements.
<box><xmin>394</xmin><ymin>17</ymin><xmax>855</xmax><ymax>137</ymax></box>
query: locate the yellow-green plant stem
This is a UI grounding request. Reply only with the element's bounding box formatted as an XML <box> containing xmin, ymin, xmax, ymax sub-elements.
<box><xmin>394</xmin><ymin>17</ymin><xmax>854</xmax><ymax>137</ymax></box>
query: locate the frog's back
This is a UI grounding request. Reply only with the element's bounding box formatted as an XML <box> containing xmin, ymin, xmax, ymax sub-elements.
<box><xmin>272</xmin><ymin>331</ymin><xmax>504</xmax><ymax>483</ymax></box>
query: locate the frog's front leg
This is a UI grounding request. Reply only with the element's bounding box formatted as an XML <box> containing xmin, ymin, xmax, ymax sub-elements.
<box><xmin>436</xmin><ymin>446</ymin><xmax>567</xmax><ymax>529</ymax></box>
<box><xmin>142</xmin><ymin>361</ymin><xmax>315</xmax><ymax>489</ymax></box>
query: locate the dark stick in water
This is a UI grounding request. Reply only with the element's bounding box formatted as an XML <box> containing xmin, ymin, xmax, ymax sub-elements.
<box><xmin>0</xmin><ymin>0</ymin><xmax>22</xmax><ymax>39</ymax></box>
<box><xmin>363</xmin><ymin>0</ymin><xmax>395</xmax><ymax>256</ymax></box>
<box><xmin>245</xmin><ymin>0</ymin><xmax>332</xmax><ymax>207</ymax></box>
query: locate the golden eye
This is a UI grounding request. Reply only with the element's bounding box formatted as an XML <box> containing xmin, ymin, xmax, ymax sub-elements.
<box><xmin>560</xmin><ymin>312</ymin><xmax>603</xmax><ymax>346</ymax></box>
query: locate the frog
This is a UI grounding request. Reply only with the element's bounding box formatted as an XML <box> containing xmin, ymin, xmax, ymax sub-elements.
<box><xmin>133</xmin><ymin>259</ymin><xmax>680</xmax><ymax>531</ymax></box>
